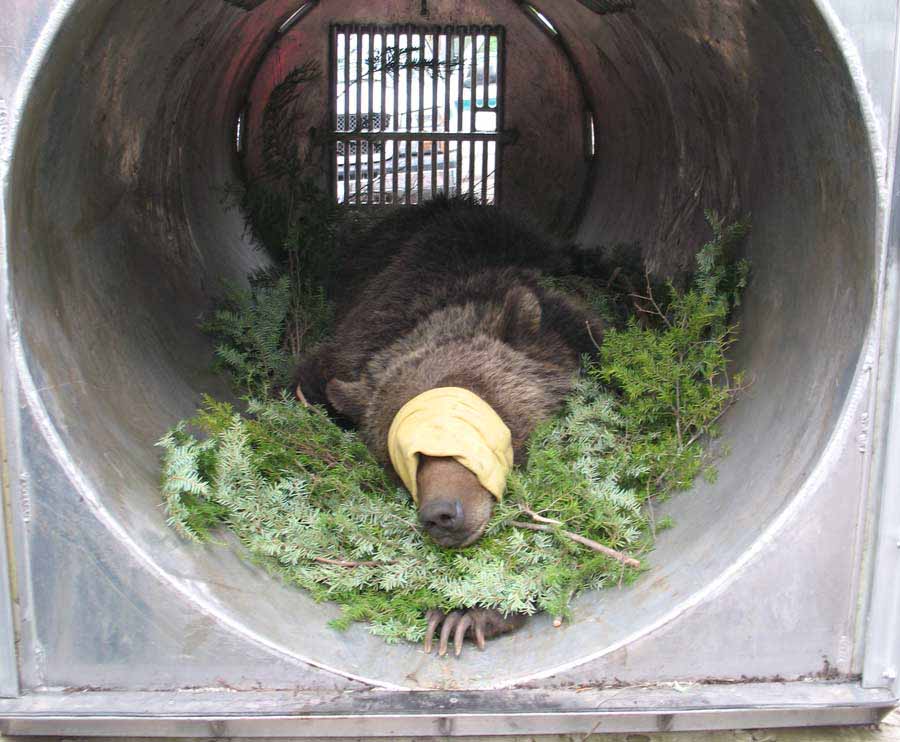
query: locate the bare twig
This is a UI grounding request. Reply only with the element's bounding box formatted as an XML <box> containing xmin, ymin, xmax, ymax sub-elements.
<box><xmin>629</xmin><ymin>271</ymin><xmax>672</xmax><ymax>329</ymax></box>
<box><xmin>674</xmin><ymin>375</ymin><xmax>683</xmax><ymax>446</ymax></box>
<box><xmin>511</xmin><ymin>521</ymin><xmax>641</xmax><ymax>568</ymax></box>
<box><xmin>683</xmin><ymin>375</ymin><xmax>755</xmax><ymax>450</ymax></box>
<box><xmin>519</xmin><ymin>505</ymin><xmax>563</xmax><ymax>526</ymax></box>
<box><xmin>585</xmin><ymin>320</ymin><xmax>602</xmax><ymax>352</ymax></box>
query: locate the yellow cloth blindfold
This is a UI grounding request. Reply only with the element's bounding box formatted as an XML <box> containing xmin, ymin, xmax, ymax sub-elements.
<box><xmin>387</xmin><ymin>387</ymin><xmax>514</xmax><ymax>503</ymax></box>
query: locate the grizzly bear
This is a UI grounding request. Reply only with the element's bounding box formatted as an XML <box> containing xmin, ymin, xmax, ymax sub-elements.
<box><xmin>294</xmin><ymin>196</ymin><xmax>603</xmax><ymax>656</ymax></box>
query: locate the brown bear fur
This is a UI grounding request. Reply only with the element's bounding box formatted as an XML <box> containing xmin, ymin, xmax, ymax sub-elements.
<box><xmin>294</xmin><ymin>196</ymin><xmax>605</xmax><ymax>646</ymax></box>
<box><xmin>296</xmin><ymin>196</ymin><xmax>604</xmax><ymax>468</ymax></box>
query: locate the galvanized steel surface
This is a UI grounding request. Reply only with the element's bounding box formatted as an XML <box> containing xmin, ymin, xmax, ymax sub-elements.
<box><xmin>0</xmin><ymin>0</ymin><xmax>896</xmax><ymax>729</ymax></box>
<box><xmin>0</xmin><ymin>682</ymin><xmax>892</xmax><ymax>736</ymax></box>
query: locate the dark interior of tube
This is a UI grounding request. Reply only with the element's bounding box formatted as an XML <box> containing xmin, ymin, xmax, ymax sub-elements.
<box><xmin>6</xmin><ymin>0</ymin><xmax>876</xmax><ymax>688</ymax></box>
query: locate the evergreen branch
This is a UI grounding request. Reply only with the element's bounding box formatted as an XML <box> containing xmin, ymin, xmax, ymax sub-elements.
<box><xmin>629</xmin><ymin>271</ymin><xmax>672</xmax><ymax>328</ymax></box>
<box><xmin>510</xmin><ymin>521</ymin><xmax>641</xmax><ymax>568</ymax></box>
<box><xmin>314</xmin><ymin>557</ymin><xmax>396</xmax><ymax>568</ymax></box>
<box><xmin>160</xmin><ymin>209</ymin><xmax>750</xmax><ymax>642</ymax></box>
<box><xmin>683</xmin><ymin>377</ymin><xmax>753</xmax><ymax>450</ymax></box>
<box><xmin>518</xmin><ymin>505</ymin><xmax>562</xmax><ymax>526</ymax></box>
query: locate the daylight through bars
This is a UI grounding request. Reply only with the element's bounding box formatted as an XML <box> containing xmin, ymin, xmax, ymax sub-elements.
<box><xmin>332</xmin><ymin>25</ymin><xmax>503</xmax><ymax>206</ymax></box>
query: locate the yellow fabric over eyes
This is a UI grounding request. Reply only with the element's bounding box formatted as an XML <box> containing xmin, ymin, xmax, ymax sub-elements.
<box><xmin>387</xmin><ymin>387</ymin><xmax>514</xmax><ymax>503</ymax></box>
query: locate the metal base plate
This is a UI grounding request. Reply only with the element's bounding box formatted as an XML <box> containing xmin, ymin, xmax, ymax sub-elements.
<box><xmin>0</xmin><ymin>682</ymin><xmax>894</xmax><ymax>737</ymax></box>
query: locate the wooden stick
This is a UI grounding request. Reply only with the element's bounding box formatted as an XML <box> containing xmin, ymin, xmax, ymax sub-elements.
<box><xmin>511</xmin><ymin>521</ymin><xmax>641</xmax><ymax>568</ymax></box>
<box><xmin>585</xmin><ymin>320</ymin><xmax>602</xmax><ymax>352</ymax></box>
<box><xmin>295</xmin><ymin>384</ymin><xmax>310</xmax><ymax>407</ymax></box>
<box><xmin>519</xmin><ymin>505</ymin><xmax>563</xmax><ymax>526</ymax></box>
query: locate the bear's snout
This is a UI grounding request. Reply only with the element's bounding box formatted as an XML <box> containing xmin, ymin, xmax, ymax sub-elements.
<box><xmin>418</xmin><ymin>498</ymin><xmax>466</xmax><ymax>545</ymax></box>
<box><xmin>415</xmin><ymin>455</ymin><xmax>496</xmax><ymax>548</ymax></box>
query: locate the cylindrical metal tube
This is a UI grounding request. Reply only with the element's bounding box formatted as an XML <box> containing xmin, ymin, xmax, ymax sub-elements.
<box><xmin>0</xmin><ymin>0</ymin><xmax>891</xmax><ymax>705</ymax></box>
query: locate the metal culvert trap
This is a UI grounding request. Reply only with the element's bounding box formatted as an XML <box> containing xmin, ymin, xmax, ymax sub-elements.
<box><xmin>0</xmin><ymin>0</ymin><xmax>898</xmax><ymax>734</ymax></box>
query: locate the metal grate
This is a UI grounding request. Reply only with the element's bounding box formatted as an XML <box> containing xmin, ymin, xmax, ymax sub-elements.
<box><xmin>331</xmin><ymin>24</ymin><xmax>505</xmax><ymax>206</ymax></box>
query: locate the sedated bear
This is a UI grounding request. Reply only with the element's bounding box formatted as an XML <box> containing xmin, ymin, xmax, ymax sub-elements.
<box><xmin>294</xmin><ymin>196</ymin><xmax>604</xmax><ymax>656</ymax></box>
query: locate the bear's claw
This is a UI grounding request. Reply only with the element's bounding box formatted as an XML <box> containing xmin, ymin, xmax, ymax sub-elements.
<box><xmin>423</xmin><ymin>608</ymin><xmax>526</xmax><ymax>657</ymax></box>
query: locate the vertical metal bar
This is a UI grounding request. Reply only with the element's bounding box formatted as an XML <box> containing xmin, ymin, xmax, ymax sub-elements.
<box><xmin>470</xmin><ymin>27</ymin><xmax>477</xmax><ymax>129</ymax></box>
<box><xmin>456</xmin><ymin>31</ymin><xmax>464</xmax><ymax>196</ymax></box>
<box><xmin>481</xmin><ymin>26</ymin><xmax>491</xmax><ymax>108</ymax></box>
<box><xmin>487</xmin><ymin>140</ymin><xmax>496</xmax><ymax>203</ymax></box>
<box><xmin>416</xmin><ymin>33</ymin><xmax>425</xmax><ymax>202</ymax></box>
<box><xmin>406</xmin><ymin>26</ymin><xmax>413</xmax><ymax>135</ymax></box>
<box><xmin>355</xmin><ymin>27</ymin><xmax>362</xmax><ymax>205</ymax></box>
<box><xmin>366</xmin><ymin>27</ymin><xmax>374</xmax><ymax>205</ymax></box>
<box><xmin>330</xmin><ymin>26</ymin><xmax>338</xmax><ymax>204</ymax></box>
<box><xmin>405</xmin><ymin>27</ymin><xmax>412</xmax><ymax>204</ymax></box>
<box><xmin>482</xmin><ymin>26</ymin><xmax>490</xmax><ymax>110</ymax></box>
<box><xmin>405</xmin><ymin>137</ymin><xmax>412</xmax><ymax>205</ymax></box>
<box><xmin>475</xmin><ymin>29</ymin><xmax>482</xmax><ymax>109</ymax></box>
<box><xmin>418</xmin><ymin>32</ymin><xmax>425</xmax><ymax>132</ymax></box>
<box><xmin>469</xmin><ymin>28</ymin><xmax>477</xmax><ymax>198</ymax></box>
<box><xmin>480</xmin><ymin>29</ymin><xmax>489</xmax><ymax>202</ymax></box>
<box><xmin>404</xmin><ymin>27</ymin><xmax>412</xmax><ymax>204</ymax></box>
<box><xmin>443</xmin><ymin>27</ymin><xmax>451</xmax><ymax>195</ymax></box>
<box><xmin>495</xmin><ymin>28</ymin><xmax>505</xmax><ymax>205</ymax></box>
<box><xmin>431</xmin><ymin>31</ymin><xmax>438</xmax><ymax>200</ymax></box>
<box><xmin>392</xmin><ymin>29</ymin><xmax>399</xmax><ymax>205</ymax></box>
<box><xmin>412</xmin><ymin>141</ymin><xmax>419</xmax><ymax>203</ymax></box>
<box><xmin>344</xmin><ymin>27</ymin><xmax>351</xmax><ymax>204</ymax></box>
<box><xmin>393</xmin><ymin>28</ymin><xmax>400</xmax><ymax>132</ymax></box>
<box><xmin>481</xmin><ymin>142</ymin><xmax>488</xmax><ymax>203</ymax></box>
<box><xmin>380</xmin><ymin>30</ymin><xmax>386</xmax><ymax>205</ymax></box>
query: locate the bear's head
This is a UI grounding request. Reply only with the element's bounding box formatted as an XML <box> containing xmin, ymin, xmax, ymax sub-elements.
<box><xmin>325</xmin><ymin>378</ymin><xmax>506</xmax><ymax>549</ymax></box>
<box><xmin>320</xmin><ymin>285</ymin><xmax>577</xmax><ymax>549</ymax></box>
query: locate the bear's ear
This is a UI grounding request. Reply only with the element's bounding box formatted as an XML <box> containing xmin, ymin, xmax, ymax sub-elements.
<box><xmin>499</xmin><ymin>286</ymin><xmax>542</xmax><ymax>345</ymax></box>
<box><xmin>325</xmin><ymin>378</ymin><xmax>369</xmax><ymax>421</ymax></box>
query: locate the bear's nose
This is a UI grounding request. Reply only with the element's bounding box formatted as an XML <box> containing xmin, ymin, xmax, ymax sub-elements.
<box><xmin>419</xmin><ymin>499</ymin><xmax>464</xmax><ymax>534</ymax></box>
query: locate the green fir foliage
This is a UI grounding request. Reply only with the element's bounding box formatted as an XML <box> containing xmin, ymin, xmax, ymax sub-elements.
<box><xmin>209</xmin><ymin>63</ymin><xmax>338</xmax><ymax>394</ymax></box>
<box><xmin>159</xmin><ymin>212</ymin><xmax>751</xmax><ymax>642</ymax></box>
<box><xmin>596</xmin><ymin>211</ymin><xmax>750</xmax><ymax>497</ymax></box>
<box><xmin>158</xmin><ymin>383</ymin><xmax>644</xmax><ymax>642</ymax></box>
<box><xmin>202</xmin><ymin>271</ymin><xmax>332</xmax><ymax>396</ymax></box>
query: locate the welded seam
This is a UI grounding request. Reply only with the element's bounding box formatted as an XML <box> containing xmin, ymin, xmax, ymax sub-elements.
<box><xmin>0</xmin><ymin>127</ymin><xmax>23</xmax><ymax>698</ymax></box>
<box><xmin>3</xmin><ymin>0</ymin><xmax>407</xmax><ymax>693</ymax></box>
<box><xmin>850</xmin><ymin>5</ymin><xmax>900</xmax><ymax>680</ymax></box>
<box><xmin>856</xmin><ymin>5</ymin><xmax>900</xmax><ymax>691</ymax></box>
<box><xmin>815</xmin><ymin>0</ymin><xmax>898</xmax><ymax>689</ymax></box>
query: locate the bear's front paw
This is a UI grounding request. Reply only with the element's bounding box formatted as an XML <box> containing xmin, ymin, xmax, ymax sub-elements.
<box><xmin>423</xmin><ymin>608</ymin><xmax>527</xmax><ymax>657</ymax></box>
